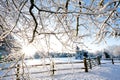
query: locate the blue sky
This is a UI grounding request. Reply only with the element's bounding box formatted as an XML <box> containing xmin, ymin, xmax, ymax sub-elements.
<box><xmin>106</xmin><ymin>37</ymin><xmax>120</xmax><ymax>46</ymax></box>
<box><xmin>84</xmin><ymin>37</ymin><xmax>120</xmax><ymax>53</ymax></box>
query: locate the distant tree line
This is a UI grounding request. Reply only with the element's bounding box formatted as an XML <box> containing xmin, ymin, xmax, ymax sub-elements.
<box><xmin>33</xmin><ymin>52</ymin><xmax>75</xmax><ymax>59</ymax></box>
<box><xmin>49</xmin><ymin>52</ymin><xmax>75</xmax><ymax>58</ymax></box>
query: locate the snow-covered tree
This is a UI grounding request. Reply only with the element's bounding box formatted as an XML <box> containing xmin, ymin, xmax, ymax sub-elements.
<box><xmin>107</xmin><ymin>45</ymin><xmax>120</xmax><ymax>57</ymax></box>
<box><xmin>0</xmin><ymin>0</ymin><xmax>120</xmax><ymax>56</ymax></box>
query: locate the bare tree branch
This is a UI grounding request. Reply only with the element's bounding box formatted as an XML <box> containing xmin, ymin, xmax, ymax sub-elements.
<box><xmin>29</xmin><ymin>0</ymin><xmax>38</xmax><ymax>43</ymax></box>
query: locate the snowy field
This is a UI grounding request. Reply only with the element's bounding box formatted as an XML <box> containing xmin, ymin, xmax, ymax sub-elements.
<box><xmin>51</xmin><ymin>63</ymin><xmax>120</xmax><ymax>80</ymax></box>
<box><xmin>0</xmin><ymin>58</ymin><xmax>120</xmax><ymax>80</ymax></box>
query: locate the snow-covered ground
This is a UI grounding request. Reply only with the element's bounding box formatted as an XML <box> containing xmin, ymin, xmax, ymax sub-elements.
<box><xmin>50</xmin><ymin>63</ymin><xmax>120</xmax><ymax>80</ymax></box>
<box><xmin>0</xmin><ymin>58</ymin><xmax>120</xmax><ymax>80</ymax></box>
<box><xmin>29</xmin><ymin>58</ymin><xmax>120</xmax><ymax>80</ymax></box>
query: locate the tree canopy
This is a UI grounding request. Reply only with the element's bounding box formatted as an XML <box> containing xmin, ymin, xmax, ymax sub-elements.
<box><xmin>0</xmin><ymin>0</ymin><xmax>120</xmax><ymax>53</ymax></box>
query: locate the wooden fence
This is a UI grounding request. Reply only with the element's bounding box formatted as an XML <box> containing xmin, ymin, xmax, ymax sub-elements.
<box><xmin>84</xmin><ymin>56</ymin><xmax>101</xmax><ymax>72</ymax></box>
<box><xmin>102</xmin><ymin>58</ymin><xmax>120</xmax><ymax>64</ymax></box>
<box><xmin>0</xmin><ymin>57</ymin><xmax>120</xmax><ymax>80</ymax></box>
<box><xmin>0</xmin><ymin>60</ymin><xmax>84</xmax><ymax>80</ymax></box>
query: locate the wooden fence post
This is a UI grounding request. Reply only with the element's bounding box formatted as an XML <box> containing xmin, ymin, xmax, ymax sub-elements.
<box><xmin>51</xmin><ymin>61</ymin><xmax>55</xmax><ymax>76</ymax></box>
<box><xmin>16</xmin><ymin>64</ymin><xmax>20</xmax><ymax>80</ymax></box>
<box><xmin>97</xmin><ymin>56</ymin><xmax>101</xmax><ymax>65</ymax></box>
<box><xmin>84</xmin><ymin>58</ymin><xmax>88</xmax><ymax>72</ymax></box>
<box><xmin>112</xmin><ymin>58</ymin><xmax>114</xmax><ymax>64</ymax></box>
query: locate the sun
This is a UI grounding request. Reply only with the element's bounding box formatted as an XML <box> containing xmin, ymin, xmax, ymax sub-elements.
<box><xmin>22</xmin><ymin>44</ymin><xmax>37</xmax><ymax>58</ymax></box>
